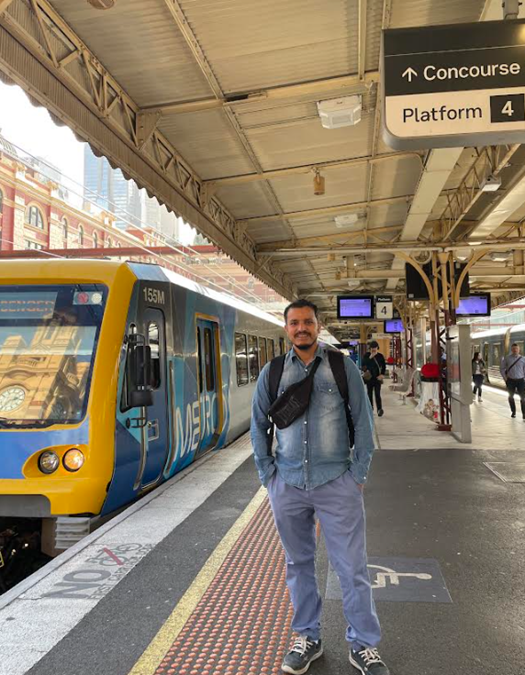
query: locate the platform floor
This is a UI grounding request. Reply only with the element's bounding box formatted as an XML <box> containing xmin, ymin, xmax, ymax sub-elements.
<box><xmin>1</xmin><ymin>388</ymin><xmax>525</xmax><ymax>675</ymax></box>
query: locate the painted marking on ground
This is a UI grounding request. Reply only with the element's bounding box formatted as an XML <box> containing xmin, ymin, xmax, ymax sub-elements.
<box><xmin>326</xmin><ymin>556</ymin><xmax>452</xmax><ymax>603</ymax></box>
<box><xmin>127</xmin><ymin>486</ymin><xmax>267</xmax><ymax>675</ymax></box>
<box><xmin>41</xmin><ymin>544</ymin><xmax>154</xmax><ymax>600</ymax></box>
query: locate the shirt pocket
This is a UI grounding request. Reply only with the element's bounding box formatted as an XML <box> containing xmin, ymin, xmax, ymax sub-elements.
<box><xmin>314</xmin><ymin>381</ymin><xmax>340</xmax><ymax>414</ymax></box>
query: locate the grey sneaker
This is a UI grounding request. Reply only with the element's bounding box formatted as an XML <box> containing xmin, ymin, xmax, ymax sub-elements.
<box><xmin>349</xmin><ymin>647</ymin><xmax>390</xmax><ymax>675</ymax></box>
<box><xmin>282</xmin><ymin>636</ymin><xmax>323</xmax><ymax>674</ymax></box>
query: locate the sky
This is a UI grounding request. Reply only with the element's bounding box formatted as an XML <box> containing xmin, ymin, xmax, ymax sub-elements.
<box><xmin>0</xmin><ymin>81</ymin><xmax>195</xmax><ymax>243</ymax></box>
<box><xmin>0</xmin><ymin>82</ymin><xmax>84</xmax><ymax>192</ymax></box>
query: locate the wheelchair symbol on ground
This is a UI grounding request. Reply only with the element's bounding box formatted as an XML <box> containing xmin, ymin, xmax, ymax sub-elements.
<box><xmin>325</xmin><ymin>556</ymin><xmax>452</xmax><ymax>603</ymax></box>
<box><xmin>368</xmin><ymin>564</ymin><xmax>432</xmax><ymax>589</ymax></box>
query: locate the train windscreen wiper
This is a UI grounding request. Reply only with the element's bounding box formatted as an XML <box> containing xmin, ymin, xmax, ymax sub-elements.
<box><xmin>0</xmin><ymin>418</ymin><xmax>55</xmax><ymax>429</ymax></box>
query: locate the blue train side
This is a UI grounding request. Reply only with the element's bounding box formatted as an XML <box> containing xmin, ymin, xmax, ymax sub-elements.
<box><xmin>0</xmin><ymin>260</ymin><xmax>284</xmax><ymax>549</ymax></box>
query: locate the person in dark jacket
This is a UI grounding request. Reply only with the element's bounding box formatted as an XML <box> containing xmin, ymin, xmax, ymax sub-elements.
<box><xmin>362</xmin><ymin>341</ymin><xmax>387</xmax><ymax>417</ymax></box>
<box><xmin>471</xmin><ymin>351</ymin><xmax>486</xmax><ymax>402</ymax></box>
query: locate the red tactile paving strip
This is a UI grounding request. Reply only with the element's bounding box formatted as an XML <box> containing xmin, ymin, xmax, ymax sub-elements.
<box><xmin>154</xmin><ymin>498</ymin><xmax>294</xmax><ymax>675</ymax></box>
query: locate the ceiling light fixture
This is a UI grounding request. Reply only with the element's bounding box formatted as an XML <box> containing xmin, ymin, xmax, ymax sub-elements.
<box><xmin>313</xmin><ymin>168</ymin><xmax>325</xmax><ymax>195</ymax></box>
<box><xmin>334</xmin><ymin>213</ymin><xmax>360</xmax><ymax>228</ymax></box>
<box><xmin>480</xmin><ymin>175</ymin><xmax>502</xmax><ymax>192</ymax></box>
<box><xmin>317</xmin><ymin>95</ymin><xmax>362</xmax><ymax>129</ymax></box>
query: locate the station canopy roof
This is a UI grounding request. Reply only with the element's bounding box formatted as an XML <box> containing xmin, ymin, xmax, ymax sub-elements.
<box><xmin>1</xmin><ymin>0</ymin><xmax>525</xmax><ymax>337</ymax></box>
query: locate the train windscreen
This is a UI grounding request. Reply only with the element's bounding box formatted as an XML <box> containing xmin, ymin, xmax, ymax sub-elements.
<box><xmin>0</xmin><ymin>284</ymin><xmax>107</xmax><ymax>427</ymax></box>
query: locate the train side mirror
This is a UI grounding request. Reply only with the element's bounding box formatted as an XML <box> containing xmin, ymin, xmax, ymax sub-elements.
<box><xmin>128</xmin><ymin>341</ymin><xmax>154</xmax><ymax>408</ymax></box>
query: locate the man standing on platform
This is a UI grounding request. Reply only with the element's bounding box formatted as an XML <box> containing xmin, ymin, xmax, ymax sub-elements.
<box><xmin>251</xmin><ymin>299</ymin><xmax>389</xmax><ymax>675</ymax></box>
<box><xmin>500</xmin><ymin>343</ymin><xmax>525</xmax><ymax>419</ymax></box>
<box><xmin>361</xmin><ymin>341</ymin><xmax>387</xmax><ymax>417</ymax></box>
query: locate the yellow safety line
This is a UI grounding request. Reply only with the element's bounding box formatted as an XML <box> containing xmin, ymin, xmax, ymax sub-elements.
<box><xmin>128</xmin><ymin>486</ymin><xmax>268</xmax><ymax>675</ymax></box>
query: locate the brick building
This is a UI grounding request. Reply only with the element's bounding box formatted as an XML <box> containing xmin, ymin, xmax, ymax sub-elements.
<box><xmin>0</xmin><ymin>134</ymin><xmax>284</xmax><ymax>309</ymax></box>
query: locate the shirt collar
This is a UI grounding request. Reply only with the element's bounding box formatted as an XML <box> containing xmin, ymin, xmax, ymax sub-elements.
<box><xmin>287</xmin><ymin>342</ymin><xmax>326</xmax><ymax>364</ymax></box>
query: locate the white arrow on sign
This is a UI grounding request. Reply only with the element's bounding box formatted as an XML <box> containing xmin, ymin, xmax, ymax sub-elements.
<box><xmin>402</xmin><ymin>67</ymin><xmax>418</xmax><ymax>82</ymax></box>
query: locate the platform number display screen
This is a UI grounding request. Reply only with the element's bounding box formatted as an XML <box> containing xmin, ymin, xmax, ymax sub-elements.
<box><xmin>375</xmin><ymin>296</ymin><xmax>393</xmax><ymax>320</ymax></box>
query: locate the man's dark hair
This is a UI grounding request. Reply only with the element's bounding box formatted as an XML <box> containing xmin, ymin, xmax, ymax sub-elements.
<box><xmin>284</xmin><ymin>299</ymin><xmax>319</xmax><ymax>323</ymax></box>
<box><xmin>512</xmin><ymin>342</ymin><xmax>519</xmax><ymax>347</ymax></box>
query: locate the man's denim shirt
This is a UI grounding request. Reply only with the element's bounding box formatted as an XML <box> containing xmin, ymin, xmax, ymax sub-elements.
<box><xmin>250</xmin><ymin>344</ymin><xmax>376</xmax><ymax>489</ymax></box>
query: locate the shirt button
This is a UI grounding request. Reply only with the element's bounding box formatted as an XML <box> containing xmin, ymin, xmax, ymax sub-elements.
<box><xmin>304</xmin><ymin>440</ymin><xmax>307</xmax><ymax>444</ymax></box>
<box><xmin>304</xmin><ymin>421</ymin><xmax>307</xmax><ymax>425</ymax></box>
<box><xmin>305</xmin><ymin>459</ymin><xmax>308</xmax><ymax>463</ymax></box>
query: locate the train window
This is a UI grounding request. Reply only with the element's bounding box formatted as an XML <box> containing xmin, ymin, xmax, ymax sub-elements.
<box><xmin>267</xmin><ymin>339</ymin><xmax>275</xmax><ymax>361</ymax></box>
<box><xmin>248</xmin><ymin>335</ymin><xmax>259</xmax><ymax>381</ymax></box>
<box><xmin>235</xmin><ymin>333</ymin><xmax>249</xmax><ymax>386</ymax></box>
<box><xmin>204</xmin><ymin>327</ymin><xmax>215</xmax><ymax>391</ymax></box>
<box><xmin>148</xmin><ymin>322</ymin><xmax>161</xmax><ymax>389</ymax></box>
<box><xmin>492</xmin><ymin>342</ymin><xmax>501</xmax><ymax>364</ymax></box>
<box><xmin>483</xmin><ymin>343</ymin><xmax>489</xmax><ymax>366</ymax></box>
<box><xmin>279</xmin><ymin>337</ymin><xmax>286</xmax><ymax>355</ymax></box>
<box><xmin>196</xmin><ymin>327</ymin><xmax>203</xmax><ymax>393</ymax></box>
<box><xmin>259</xmin><ymin>338</ymin><xmax>268</xmax><ymax>369</ymax></box>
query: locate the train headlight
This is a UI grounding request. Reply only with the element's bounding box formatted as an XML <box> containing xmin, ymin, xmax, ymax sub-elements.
<box><xmin>39</xmin><ymin>451</ymin><xmax>59</xmax><ymax>474</ymax></box>
<box><xmin>63</xmin><ymin>448</ymin><xmax>85</xmax><ymax>472</ymax></box>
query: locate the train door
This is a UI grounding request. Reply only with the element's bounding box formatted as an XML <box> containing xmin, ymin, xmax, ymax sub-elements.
<box><xmin>196</xmin><ymin>318</ymin><xmax>223</xmax><ymax>456</ymax></box>
<box><xmin>141</xmin><ymin>308</ymin><xmax>170</xmax><ymax>486</ymax></box>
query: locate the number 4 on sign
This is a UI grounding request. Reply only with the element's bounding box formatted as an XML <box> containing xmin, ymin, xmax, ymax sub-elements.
<box><xmin>502</xmin><ymin>100</ymin><xmax>514</xmax><ymax>116</ymax></box>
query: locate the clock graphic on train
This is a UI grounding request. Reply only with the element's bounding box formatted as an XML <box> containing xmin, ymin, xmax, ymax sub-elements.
<box><xmin>0</xmin><ymin>386</ymin><xmax>26</xmax><ymax>412</ymax></box>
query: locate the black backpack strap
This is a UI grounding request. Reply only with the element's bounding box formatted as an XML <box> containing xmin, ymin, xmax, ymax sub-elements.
<box><xmin>266</xmin><ymin>354</ymin><xmax>286</xmax><ymax>456</ymax></box>
<box><xmin>327</xmin><ymin>350</ymin><xmax>355</xmax><ymax>448</ymax></box>
<box><xmin>269</xmin><ymin>354</ymin><xmax>286</xmax><ymax>404</ymax></box>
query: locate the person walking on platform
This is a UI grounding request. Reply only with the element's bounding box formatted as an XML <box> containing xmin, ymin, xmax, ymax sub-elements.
<box><xmin>500</xmin><ymin>343</ymin><xmax>525</xmax><ymax>419</ymax></box>
<box><xmin>361</xmin><ymin>341</ymin><xmax>386</xmax><ymax>417</ymax></box>
<box><xmin>472</xmin><ymin>352</ymin><xmax>486</xmax><ymax>402</ymax></box>
<box><xmin>251</xmin><ymin>299</ymin><xmax>389</xmax><ymax>675</ymax></box>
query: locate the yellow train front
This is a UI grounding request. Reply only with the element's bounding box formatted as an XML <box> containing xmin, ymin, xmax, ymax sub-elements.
<box><xmin>0</xmin><ymin>259</ymin><xmax>284</xmax><ymax>557</ymax></box>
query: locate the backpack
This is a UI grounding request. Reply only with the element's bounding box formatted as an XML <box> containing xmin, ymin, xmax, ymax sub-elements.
<box><xmin>267</xmin><ymin>350</ymin><xmax>355</xmax><ymax>451</ymax></box>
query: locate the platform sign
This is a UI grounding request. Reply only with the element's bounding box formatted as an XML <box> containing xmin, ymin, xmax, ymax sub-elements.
<box><xmin>375</xmin><ymin>295</ymin><xmax>393</xmax><ymax>320</ymax></box>
<box><xmin>382</xmin><ymin>19</ymin><xmax>525</xmax><ymax>149</ymax></box>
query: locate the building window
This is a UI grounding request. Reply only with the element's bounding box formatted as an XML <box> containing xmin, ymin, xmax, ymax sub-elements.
<box><xmin>235</xmin><ymin>333</ymin><xmax>249</xmax><ymax>386</ymax></box>
<box><xmin>116</xmin><ymin>241</ymin><xmax>121</xmax><ymax>248</ymax></box>
<box><xmin>78</xmin><ymin>225</ymin><xmax>84</xmax><ymax>246</ymax></box>
<box><xmin>24</xmin><ymin>240</ymin><xmax>44</xmax><ymax>250</ymax></box>
<box><xmin>106</xmin><ymin>237</ymin><xmax>112</xmax><ymax>248</ymax></box>
<box><xmin>0</xmin><ymin>189</ymin><xmax>3</xmax><ymax>214</ymax></box>
<box><xmin>62</xmin><ymin>217</ymin><xmax>68</xmax><ymax>243</ymax></box>
<box><xmin>26</xmin><ymin>205</ymin><xmax>44</xmax><ymax>229</ymax></box>
<box><xmin>93</xmin><ymin>231</ymin><xmax>98</xmax><ymax>248</ymax></box>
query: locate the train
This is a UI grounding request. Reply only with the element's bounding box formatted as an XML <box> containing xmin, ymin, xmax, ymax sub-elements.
<box><xmin>0</xmin><ymin>260</ymin><xmax>285</xmax><ymax>556</ymax></box>
<box><xmin>419</xmin><ymin>323</ymin><xmax>525</xmax><ymax>389</ymax></box>
<box><xmin>471</xmin><ymin>323</ymin><xmax>525</xmax><ymax>388</ymax></box>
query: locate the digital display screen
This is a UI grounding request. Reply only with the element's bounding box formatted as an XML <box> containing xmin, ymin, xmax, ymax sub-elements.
<box><xmin>456</xmin><ymin>294</ymin><xmax>491</xmax><ymax>317</ymax></box>
<box><xmin>337</xmin><ymin>296</ymin><xmax>374</xmax><ymax>319</ymax></box>
<box><xmin>385</xmin><ymin>319</ymin><xmax>404</xmax><ymax>333</ymax></box>
<box><xmin>0</xmin><ymin>292</ymin><xmax>57</xmax><ymax>320</ymax></box>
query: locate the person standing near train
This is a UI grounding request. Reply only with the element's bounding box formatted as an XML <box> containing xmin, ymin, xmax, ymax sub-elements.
<box><xmin>500</xmin><ymin>343</ymin><xmax>525</xmax><ymax>419</ymax></box>
<box><xmin>251</xmin><ymin>299</ymin><xmax>390</xmax><ymax>675</ymax></box>
<box><xmin>471</xmin><ymin>352</ymin><xmax>486</xmax><ymax>402</ymax></box>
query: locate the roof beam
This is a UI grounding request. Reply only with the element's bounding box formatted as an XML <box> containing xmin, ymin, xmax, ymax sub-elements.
<box><xmin>141</xmin><ymin>71</ymin><xmax>380</xmax><ymax>116</ymax></box>
<box><xmin>0</xmin><ymin>0</ymin><xmax>15</xmax><ymax>13</ymax></box>
<box><xmin>263</xmin><ymin>237</ymin><xmax>525</xmax><ymax>256</ymax></box>
<box><xmin>258</xmin><ymin>224</ymin><xmax>405</xmax><ymax>251</ymax></box>
<box><xmin>205</xmin><ymin>151</ymin><xmax>422</xmax><ymax>187</ymax></box>
<box><xmin>245</xmin><ymin>195</ymin><xmax>412</xmax><ymax>224</ymax></box>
